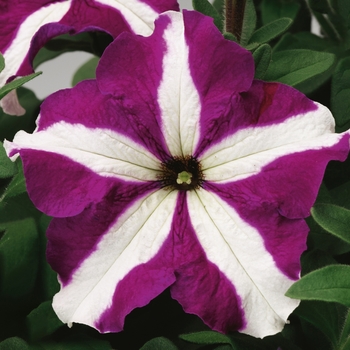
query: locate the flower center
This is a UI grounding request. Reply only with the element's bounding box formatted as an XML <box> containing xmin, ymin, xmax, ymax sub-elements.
<box><xmin>158</xmin><ymin>156</ymin><xmax>204</xmax><ymax>191</ymax></box>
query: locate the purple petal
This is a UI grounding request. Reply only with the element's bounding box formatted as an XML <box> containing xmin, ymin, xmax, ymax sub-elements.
<box><xmin>95</xmin><ymin>192</ymin><xmax>246</xmax><ymax>333</ymax></box>
<box><xmin>0</xmin><ymin>0</ymin><xmax>179</xmax><ymax>114</ymax></box>
<box><xmin>195</xmin><ymin>80</ymin><xmax>318</xmax><ymax>157</ymax></box>
<box><xmin>207</xmin><ymin>134</ymin><xmax>350</xmax><ymax>280</ymax></box>
<box><xmin>47</xmin><ymin>180</ymin><xmax>158</xmax><ymax>285</ymax></box>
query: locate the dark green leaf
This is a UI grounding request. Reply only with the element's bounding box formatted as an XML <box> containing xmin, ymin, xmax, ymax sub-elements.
<box><xmin>338</xmin><ymin>310</ymin><xmax>350</xmax><ymax>349</ymax></box>
<box><xmin>0</xmin><ymin>72</ymin><xmax>42</xmax><ymax>100</ymax></box>
<box><xmin>253</xmin><ymin>44</ymin><xmax>272</xmax><ymax>79</ymax></box>
<box><xmin>313</xmin><ymin>10</ymin><xmax>341</xmax><ymax>41</ymax></box>
<box><xmin>264</xmin><ymin>49</ymin><xmax>335</xmax><ymax>90</ymax></box>
<box><xmin>0</xmin><ymin>141</ymin><xmax>17</xmax><ymax>179</ymax></box>
<box><xmin>229</xmin><ymin>333</ymin><xmax>267</xmax><ymax>350</ymax></box>
<box><xmin>261</xmin><ymin>0</ymin><xmax>300</xmax><ymax>25</ymax></box>
<box><xmin>240</xmin><ymin>0</ymin><xmax>257</xmax><ymax>46</ymax></box>
<box><xmin>192</xmin><ymin>0</ymin><xmax>223</xmax><ymax>32</ymax></box>
<box><xmin>180</xmin><ymin>331</ymin><xmax>233</xmax><ymax>347</ymax></box>
<box><xmin>332</xmin><ymin>57</ymin><xmax>350</xmax><ymax>127</ymax></box>
<box><xmin>0</xmin><ymin>87</ymin><xmax>41</xmax><ymax>142</ymax></box>
<box><xmin>274</xmin><ymin>32</ymin><xmax>333</xmax><ymax>53</ymax></box>
<box><xmin>223</xmin><ymin>32</ymin><xmax>238</xmax><ymax>42</ymax></box>
<box><xmin>212</xmin><ymin>0</ymin><xmax>224</xmax><ymax>14</ymax></box>
<box><xmin>311</xmin><ymin>204</ymin><xmax>350</xmax><ymax>244</ymax></box>
<box><xmin>0</xmin><ymin>337</ymin><xmax>29</xmax><ymax>350</ymax></box>
<box><xmin>140</xmin><ymin>337</ymin><xmax>178</xmax><ymax>350</ymax></box>
<box><xmin>338</xmin><ymin>0</ymin><xmax>350</xmax><ymax>29</ymax></box>
<box><xmin>35</xmin><ymin>335</ymin><xmax>111</xmax><ymax>350</ymax></box>
<box><xmin>0</xmin><ymin>194</ymin><xmax>40</xmax><ymax>298</ymax></box>
<box><xmin>2</xmin><ymin>159</ymin><xmax>26</xmax><ymax>199</ymax></box>
<box><xmin>308</xmin><ymin>0</ymin><xmax>335</xmax><ymax>14</ymax></box>
<box><xmin>0</xmin><ymin>53</ymin><xmax>4</xmax><ymax>73</ymax></box>
<box><xmin>249</xmin><ymin>18</ymin><xmax>293</xmax><ymax>45</ymax></box>
<box><xmin>26</xmin><ymin>301</ymin><xmax>63</xmax><ymax>342</ymax></box>
<box><xmin>38</xmin><ymin>215</ymin><xmax>59</xmax><ymax>300</ymax></box>
<box><xmin>72</xmin><ymin>57</ymin><xmax>99</xmax><ymax>87</ymax></box>
<box><xmin>295</xmin><ymin>301</ymin><xmax>347</xmax><ymax>347</ymax></box>
<box><xmin>330</xmin><ymin>181</ymin><xmax>350</xmax><ymax>209</ymax></box>
<box><xmin>286</xmin><ymin>265</ymin><xmax>350</xmax><ymax>306</ymax></box>
<box><xmin>300</xmin><ymin>249</ymin><xmax>337</xmax><ymax>276</ymax></box>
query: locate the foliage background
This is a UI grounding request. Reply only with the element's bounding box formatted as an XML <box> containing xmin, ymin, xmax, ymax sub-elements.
<box><xmin>1</xmin><ymin>0</ymin><xmax>350</xmax><ymax>349</ymax></box>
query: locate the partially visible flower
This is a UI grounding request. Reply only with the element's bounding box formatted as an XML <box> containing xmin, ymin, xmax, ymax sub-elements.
<box><xmin>0</xmin><ymin>0</ymin><xmax>179</xmax><ymax>115</ymax></box>
<box><xmin>5</xmin><ymin>10</ymin><xmax>350</xmax><ymax>338</ymax></box>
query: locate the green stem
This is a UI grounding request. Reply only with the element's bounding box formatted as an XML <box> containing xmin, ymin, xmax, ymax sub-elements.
<box><xmin>225</xmin><ymin>0</ymin><xmax>246</xmax><ymax>42</ymax></box>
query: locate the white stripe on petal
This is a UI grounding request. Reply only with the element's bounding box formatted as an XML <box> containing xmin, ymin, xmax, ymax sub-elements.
<box><xmin>53</xmin><ymin>189</ymin><xmax>177</xmax><ymax>327</ymax></box>
<box><xmin>95</xmin><ymin>0</ymin><xmax>158</xmax><ymax>35</ymax></box>
<box><xmin>6</xmin><ymin>121</ymin><xmax>161</xmax><ymax>181</ymax></box>
<box><xmin>158</xmin><ymin>12</ymin><xmax>201</xmax><ymax>157</ymax></box>
<box><xmin>0</xmin><ymin>1</ymin><xmax>72</xmax><ymax>87</ymax></box>
<box><xmin>201</xmin><ymin>104</ymin><xmax>341</xmax><ymax>182</ymax></box>
<box><xmin>188</xmin><ymin>189</ymin><xmax>299</xmax><ymax>337</ymax></box>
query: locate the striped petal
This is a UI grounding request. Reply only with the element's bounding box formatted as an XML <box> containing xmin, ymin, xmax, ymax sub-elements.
<box><xmin>0</xmin><ymin>0</ymin><xmax>179</xmax><ymax>114</ymax></box>
<box><xmin>50</xmin><ymin>189</ymin><xmax>178</xmax><ymax>332</ymax></box>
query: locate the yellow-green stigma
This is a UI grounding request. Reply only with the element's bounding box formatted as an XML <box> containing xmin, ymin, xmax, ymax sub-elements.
<box><xmin>177</xmin><ymin>171</ymin><xmax>192</xmax><ymax>185</ymax></box>
<box><xmin>158</xmin><ymin>155</ymin><xmax>204</xmax><ymax>191</ymax></box>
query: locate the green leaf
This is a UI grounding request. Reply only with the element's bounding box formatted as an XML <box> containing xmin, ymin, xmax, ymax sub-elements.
<box><xmin>1</xmin><ymin>159</ymin><xmax>26</xmax><ymax>200</ymax></box>
<box><xmin>286</xmin><ymin>265</ymin><xmax>350</xmax><ymax>306</ymax></box>
<box><xmin>140</xmin><ymin>337</ymin><xmax>178</xmax><ymax>350</ymax></box>
<box><xmin>264</xmin><ymin>49</ymin><xmax>335</xmax><ymax>90</ymax></box>
<box><xmin>0</xmin><ymin>337</ymin><xmax>29</xmax><ymax>350</ymax></box>
<box><xmin>0</xmin><ymin>141</ymin><xmax>17</xmax><ymax>179</ymax></box>
<box><xmin>253</xmin><ymin>44</ymin><xmax>272</xmax><ymax>79</ymax></box>
<box><xmin>308</xmin><ymin>0</ymin><xmax>335</xmax><ymax>14</ymax></box>
<box><xmin>295</xmin><ymin>301</ymin><xmax>347</xmax><ymax>347</ymax></box>
<box><xmin>72</xmin><ymin>56</ymin><xmax>99</xmax><ymax>87</ymax></box>
<box><xmin>240</xmin><ymin>0</ymin><xmax>257</xmax><ymax>46</ymax></box>
<box><xmin>212</xmin><ymin>0</ymin><xmax>224</xmax><ymax>14</ymax></box>
<box><xmin>0</xmin><ymin>87</ymin><xmax>41</xmax><ymax>142</ymax></box>
<box><xmin>249</xmin><ymin>18</ymin><xmax>293</xmax><ymax>45</ymax></box>
<box><xmin>300</xmin><ymin>249</ymin><xmax>337</xmax><ymax>276</ymax></box>
<box><xmin>0</xmin><ymin>194</ymin><xmax>40</xmax><ymax>298</ymax></box>
<box><xmin>338</xmin><ymin>0</ymin><xmax>350</xmax><ymax>29</ymax></box>
<box><xmin>274</xmin><ymin>32</ymin><xmax>333</xmax><ymax>53</ymax></box>
<box><xmin>35</xmin><ymin>336</ymin><xmax>111</xmax><ymax>350</ymax></box>
<box><xmin>0</xmin><ymin>53</ymin><xmax>4</xmax><ymax>74</ymax></box>
<box><xmin>311</xmin><ymin>204</ymin><xmax>350</xmax><ymax>244</ymax></box>
<box><xmin>338</xmin><ymin>310</ymin><xmax>350</xmax><ymax>349</ymax></box>
<box><xmin>261</xmin><ymin>0</ymin><xmax>300</xmax><ymax>25</ymax></box>
<box><xmin>332</xmin><ymin>57</ymin><xmax>350</xmax><ymax>127</ymax></box>
<box><xmin>0</xmin><ymin>72</ymin><xmax>42</xmax><ymax>100</ymax></box>
<box><xmin>180</xmin><ymin>331</ymin><xmax>233</xmax><ymax>347</ymax></box>
<box><xmin>26</xmin><ymin>301</ymin><xmax>63</xmax><ymax>342</ymax></box>
<box><xmin>313</xmin><ymin>10</ymin><xmax>341</xmax><ymax>41</ymax></box>
<box><xmin>223</xmin><ymin>32</ymin><xmax>238</xmax><ymax>42</ymax></box>
<box><xmin>192</xmin><ymin>0</ymin><xmax>223</xmax><ymax>32</ymax></box>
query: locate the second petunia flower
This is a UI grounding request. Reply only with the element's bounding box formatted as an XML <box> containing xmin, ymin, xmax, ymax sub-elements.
<box><xmin>5</xmin><ymin>10</ymin><xmax>350</xmax><ymax>338</ymax></box>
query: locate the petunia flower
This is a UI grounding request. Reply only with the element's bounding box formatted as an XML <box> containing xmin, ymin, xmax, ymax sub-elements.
<box><xmin>4</xmin><ymin>10</ymin><xmax>350</xmax><ymax>338</ymax></box>
<box><xmin>0</xmin><ymin>0</ymin><xmax>179</xmax><ymax>115</ymax></box>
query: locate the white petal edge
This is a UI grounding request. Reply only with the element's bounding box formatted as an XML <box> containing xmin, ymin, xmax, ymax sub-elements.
<box><xmin>0</xmin><ymin>1</ymin><xmax>72</xmax><ymax>87</ymax></box>
<box><xmin>53</xmin><ymin>189</ymin><xmax>178</xmax><ymax>327</ymax></box>
<box><xmin>95</xmin><ymin>0</ymin><xmax>158</xmax><ymax>36</ymax></box>
<box><xmin>4</xmin><ymin>121</ymin><xmax>161</xmax><ymax>182</ymax></box>
<box><xmin>201</xmin><ymin>104</ymin><xmax>345</xmax><ymax>182</ymax></box>
<box><xmin>158</xmin><ymin>11</ymin><xmax>201</xmax><ymax>156</ymax></box>
<box><xmin>187</xmin><ymin>189</ymin><xmax>299</xmax><ymax>338</ymax></box>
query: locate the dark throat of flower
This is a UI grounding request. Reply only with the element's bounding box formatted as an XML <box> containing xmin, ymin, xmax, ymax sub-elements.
<box><xmin>158</xmin><ymin>156</ymin><xmax>204</xmax><ymax>191</ymax></box>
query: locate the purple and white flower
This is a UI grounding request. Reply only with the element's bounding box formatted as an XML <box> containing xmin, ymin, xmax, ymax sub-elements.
<box><xmin>0</xmin><ymin>0</ymin><xmax>179</xmax><ymax>115</ymax></box>
<box><xmin>5</xmin><ymin>10</ymin><xmax>350</xmax><ymax>338</ymax></box>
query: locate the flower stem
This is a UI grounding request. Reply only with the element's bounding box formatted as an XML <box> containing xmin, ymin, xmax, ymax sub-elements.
<box><xmin>225</xmin><ymin>0</ymin><xmax>246</xmax><ymax>42</ymax></box>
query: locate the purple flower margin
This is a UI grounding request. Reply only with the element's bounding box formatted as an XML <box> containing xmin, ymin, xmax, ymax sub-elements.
<box><xmin>0</xmin><ymin>0</ymin><xmax>179</xmax><ymax>115</ymax></box>
<box><xmin>5</xmin><ymin>10</ymin><xmax>350</xmax><ymax>338</ymax></box>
